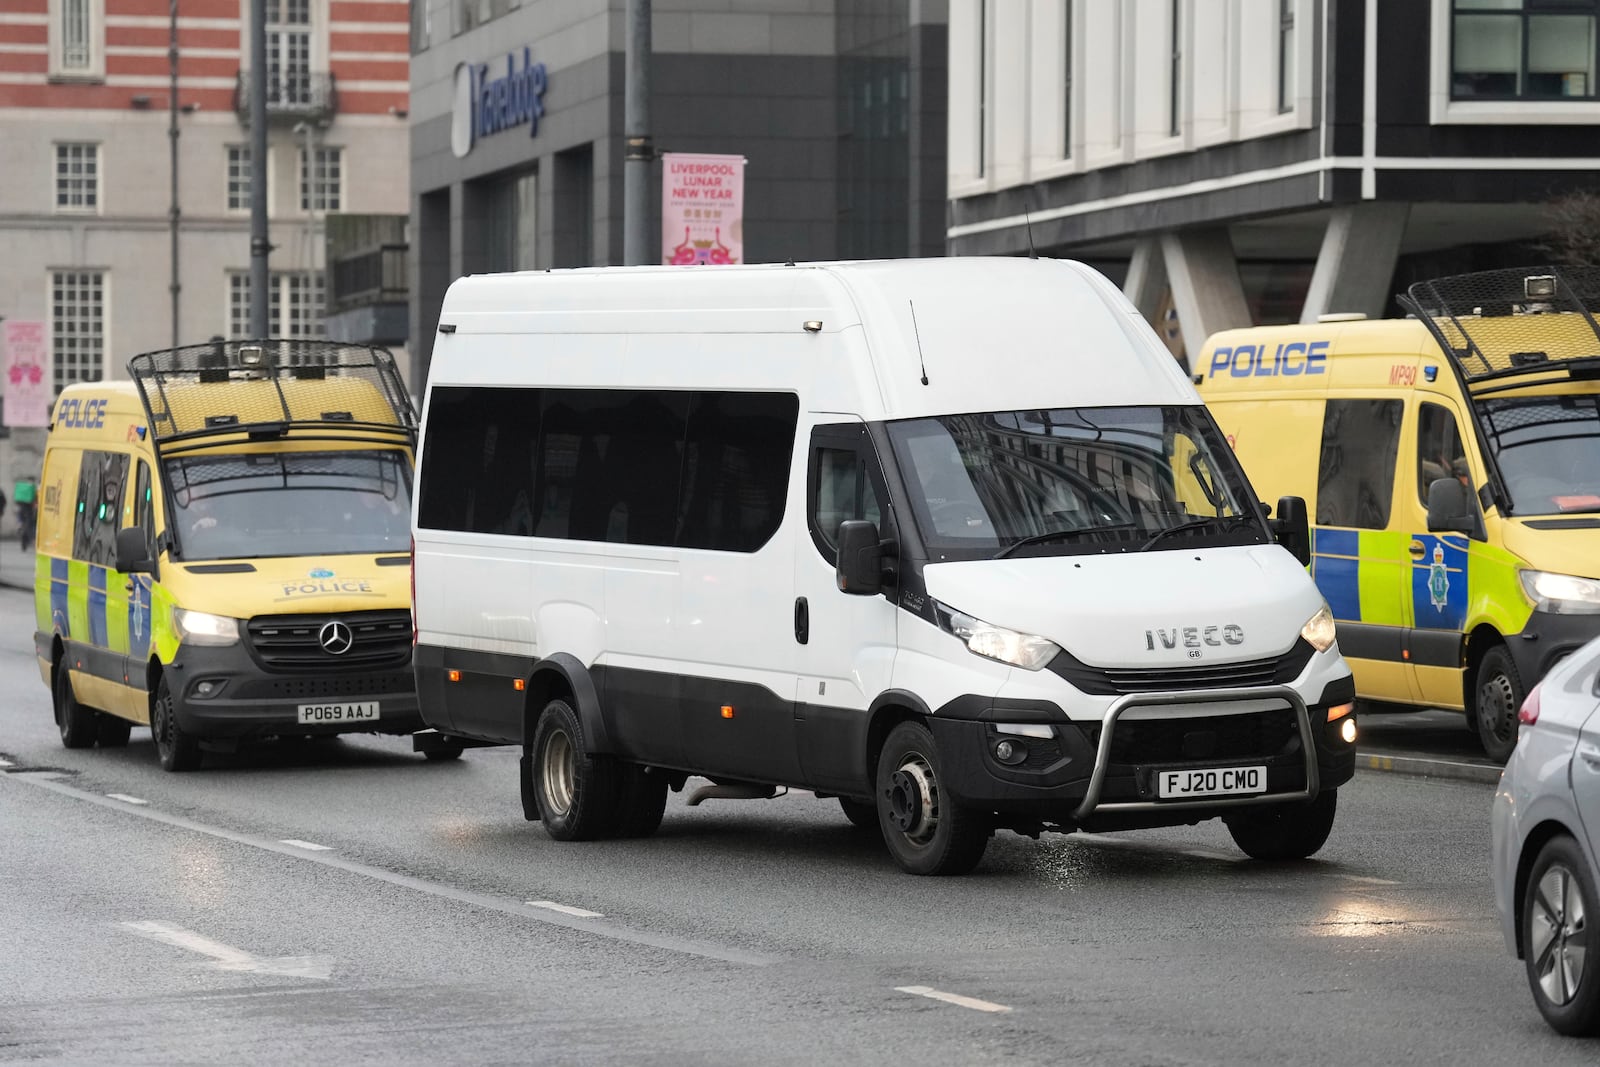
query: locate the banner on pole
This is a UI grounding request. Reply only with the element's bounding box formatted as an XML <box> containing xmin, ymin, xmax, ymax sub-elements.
<box><xmin>662</xmin><ymin>153</ymin><xmax>745</xmax><ymax>265</ymax></box>
<box><xmin>2</xmin><ymin>320</ymin><xmax>51</xmax><ymax>428</ymax></box>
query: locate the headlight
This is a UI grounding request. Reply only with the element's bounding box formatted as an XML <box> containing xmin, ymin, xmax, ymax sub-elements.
<box><xmin>173</xmin><ymin>608</ymin><xmax>240</xmax><ymax>646</ymax></box>
<box><xmin>1301</xmin><ymin>603</ymin><xmax>1337</xmax><ymax>653</ymax></box>
<box><xmin>1520</xmin><ymin>570</ymin><xmax>1600</xmax><ymax>615</ymax></box>
<box><xmin>935</xmin><ymin>602</ymin><xmax>1060</xmax><ymax>671</ymax></box>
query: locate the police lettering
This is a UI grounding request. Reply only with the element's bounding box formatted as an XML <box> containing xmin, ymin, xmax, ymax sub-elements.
<box><xmin>280</xmin><ymin>579</ymin><xmax>373</xmax><ymax>596</ymax></box>
<box><xmin>1210</xmin><ymin>340</ymin><xmax>1329</xmax><ymax>379</ymax></box>
<box><xmin>55</xmin><ymin>396</ymin><xmax>108</xmax><ymax>429</ymax></box>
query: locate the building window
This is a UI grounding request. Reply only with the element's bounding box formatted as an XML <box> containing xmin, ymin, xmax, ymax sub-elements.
<box><xmin>299</xmin><ymin>146</ymin><xmax>342</xmax><ymax>212</ymax></box>
<box><xmin>54</xmin><ymin>142</ymin><xmax>99</xmax><ymax>212</ymax></box>
<box><xmin>1452</xmin><ymin>0</ymin><xmax>1599</xmax><ymax>100</ymax></box>
<box><xmin>1063</xmin><ymin>0</ymin><xmax>1073</xmax><ymax>154</ymax></box>
<box><xmin>1278</xmin><ymin>0</ymin><xmax>1296</xmax><ymax>113</ymax></box>
<box><xmin>226</xmin><ymin>146</ymin><xmax>251</xmax><ymax>211</ymax></box>
<box><xmin>411</xmin><ymin>0</ymin><xmax>429</xmax><ymax>53</ymax></box>
<box><xmin>51</xmin><ymin>270</ymin><xmax>106</xmax><ymax>393</ymax></box>
<box><xmin>50</xmin><ymin>0</ymin><xmax>103</xmax><ymax>79</ymax></box>
<box><xmin>1169</xmin><ymin>0</ymin><xmax>1182</xmax><ymax>137</ymax></box>
<box><xmin>228</xmin><ymin>271</ymin><xmax>326</xmax><ymax>339</ymax></box>
<box><xmin>266</xmin><ymin>0</ymin><xmax>311</xmax><ymax>106</ymax></box>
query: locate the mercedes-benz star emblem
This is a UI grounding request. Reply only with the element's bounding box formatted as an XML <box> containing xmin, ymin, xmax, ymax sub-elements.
<box><xmin>318</xmin><ymin>620</ymin><xmax>354</xmax><ymax>656</ymax></box>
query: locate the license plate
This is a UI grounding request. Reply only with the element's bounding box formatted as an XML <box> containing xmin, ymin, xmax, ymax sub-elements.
<box><xmin>296</xmin><ymin>701</ymin><xmax>380</xmax><ymax>725</ymax></box>
<box><xmin>1157</xmin><ymin>765</ymin><xmax>1267</xmax><ymax>799</ymax></box>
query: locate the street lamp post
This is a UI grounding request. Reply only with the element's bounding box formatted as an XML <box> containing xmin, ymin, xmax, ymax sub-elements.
<box><xmin>168</xmin><ymin>0</ymin><xmax>181</xmax><ymax>351</ymax></box>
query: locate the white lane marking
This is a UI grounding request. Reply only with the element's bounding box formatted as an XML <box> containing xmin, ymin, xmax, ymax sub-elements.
<box><xmin>9</xmin><ymin>773</ymin><xmax>773</xmax><ymax>966</ymax></box>
<box><xmin>120</xmin><ymin>921</ymin><xmax>333</xmax><ymax>980</ymax></box>
<box><xmin>0</xmin><ymin>758</ymin><xmax>13</xmax><ymax>768</ymax></box>
<box><xmin>895</xmin><ymin>985</ymin><xmax>1013</xmax><ymax>1014</ymax></box>
<box><xmin>526</xmin><ymin>900</ymin><xmax>603</xmax><ymax>919</ymax></box>
<box><xmin>106</xmin><ymin>793</ymin><xmax>148</xmax><ymax>805</ymax></box>
<box><xmin>279</xmin><ymin>839</ymin><xmax>333</xmax><ymax>851</ymax></box>
<box><xmin>1340</xmin><ymin>874</ymin><xmax>1400</xmax><ymax>886</ymax></box>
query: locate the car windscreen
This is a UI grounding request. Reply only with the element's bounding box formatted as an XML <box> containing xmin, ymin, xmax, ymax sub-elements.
<box><xmin>886</xmin><ymin>406</ymin><xmax>1268</xmax><ymax>562</ymax></box>
<box><xmin>1482</xmin><ymin>394</ymin><xmax>1600</xmax><ymax>516</ymax></box>
<box><xmin>166</xmin><ymin>449</ymin><xmax>411</xmax><ymax>561</ymax></box>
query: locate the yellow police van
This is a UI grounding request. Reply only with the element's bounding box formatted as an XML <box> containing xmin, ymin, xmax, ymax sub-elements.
<box><xmin>33</xmin><ymin>339</ymin><xmax>434</xmax><ymax>770</ymax></box>
<box><xmin>1198</xmin><ymin>267</ymin><xmax>1600</xmax><ymax>761</ymax></box>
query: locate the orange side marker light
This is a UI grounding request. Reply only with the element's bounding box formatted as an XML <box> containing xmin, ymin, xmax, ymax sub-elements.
<box><xmin>447</xmin><ymin>669</ymin><xmax>461</xmax><ymax>682</ymax></box>
<box><xmin>721</xmin><ymin>705</ymin><xmax>735</xmax><ymax>719</ymax></box>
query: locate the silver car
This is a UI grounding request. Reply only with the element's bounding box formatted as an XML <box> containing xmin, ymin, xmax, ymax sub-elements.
<box><xmin>1492</xmin><ymin>637</ymin><xmax>1600</xmax><ymax>1036</ymax></box>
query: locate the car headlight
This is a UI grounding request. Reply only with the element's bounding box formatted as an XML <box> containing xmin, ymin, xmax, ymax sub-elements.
<box><xmin>1520</xmin><ymin>570</ymin><xmax>1600</xmax><ymax>615</ymax></box>
<box><xmin>935</xmin><ymin>602</ymin><xmax>1060</xmax><ymax>671</ymax></box>
<box><xmin>173</xmin><ymin>608</ymin><xmax>240</xmax><ymax>646</ymax></box>
<box><xmin>1301</xmin><ymin>603</ymin><xmax>1337</xmax><ymax>653</ymax></box>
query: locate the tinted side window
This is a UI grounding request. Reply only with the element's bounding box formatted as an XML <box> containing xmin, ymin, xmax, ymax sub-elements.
<box><xmin>545</xmin><ymin>389</ymin><xmax>688</xmax><ymax>545</ymax></box>
<box><xmin>1417</xmin><ymin>402</ymin><xmax>1469</xmax><ymax>503</ymax></box>
<box><xmin>678</xmin><ymin>392</ymin><xmax>799</xmax><ymax>552</ymax></box>
<box><xmin>1316</xmin><ymin>399</ymin><xmax>1402</xmax><ymax>529</ymax></box>
<box><xmin>417</xmin><ymin>386</ymin><xmax>537</xmax><ymax>535</ymax></box>
<box><xmin>135</xmin><ymin>460</ymin><xmax>155</xmax><ymax>547</ymax></box>
<box><xmin>73</xmin><ymin>449</ymin><xmax>129</xmax><ymax>565</ymax></box>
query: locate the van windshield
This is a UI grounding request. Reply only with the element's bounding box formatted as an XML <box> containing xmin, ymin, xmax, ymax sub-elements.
<box><xmin>166</xmin><ymin>449</ymin><xmax>411</xmax><ymax>561</ymax></box>
<box><xmin>1482</xmin><ymin>394</ymin><xmax>1600</xmax><ymax>515</ymax></box>
<box><xmin>886</xmin><ymin>406</ymin><xmax>1268</xmax><ymax>561</ymax></box>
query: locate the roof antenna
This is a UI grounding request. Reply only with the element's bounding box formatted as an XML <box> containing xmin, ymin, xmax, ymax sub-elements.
<box><xmin>1024</xmin><ymin>193</ymin><xmax>1038</xmax><ymax>259</ymax></box>
<box><xmin>908</xmin><ymin>299</ymin><xmax>930</xmax><ymax>386</ymax></box>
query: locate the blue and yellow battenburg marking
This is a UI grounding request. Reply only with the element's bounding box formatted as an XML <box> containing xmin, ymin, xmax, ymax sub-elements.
<box><xmin>1309</xmin><ymin>528</ymin><xmax>1468</xmax><ymax>629</ymax></box>
<box><xmin>49</xmin><ymin>556</ymin><xmax>154</xmax><ymax>664</ymax></box>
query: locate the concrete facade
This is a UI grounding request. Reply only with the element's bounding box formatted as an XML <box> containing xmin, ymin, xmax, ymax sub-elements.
<box><xmin>408</xmin><ymin>0</ymin><xmax>949</xmax><ymax>385</ymax></box>
<box><xmin>946</xmin><ymin>0</ymin><xmax>1600</xmax><ymax>368</ymax></box>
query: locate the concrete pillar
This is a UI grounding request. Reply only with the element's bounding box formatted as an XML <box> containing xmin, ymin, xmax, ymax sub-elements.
<box><xmin>1299</xmin><ymin>202</ymin><xmax>1410</xmax><ymax>323</ymax></box>
<box><xmin>1160</xmin><ymin>227</ymin><xmax>1251</xmax><ymax>359</ymax></box>
<box><xmin>1123</xmin><ymin>238</ymin><xmax>1167</xmax><ymax>323</ymax></box>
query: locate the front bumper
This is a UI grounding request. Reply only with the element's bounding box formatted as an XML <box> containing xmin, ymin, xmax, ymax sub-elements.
<box><xmin>165</xmin><ymin>640</ymin><xmax>423</xmax><ymax>740</ymax></box>
<box><xmin>929</xmin><ymin>673</ymin><xmax>1357</xmax><ymax>831</ymax></box>
<box><xmin>1507</xmin><ymin>609</ymin><xmax>1600</xmax><ymax>689</ymax></box>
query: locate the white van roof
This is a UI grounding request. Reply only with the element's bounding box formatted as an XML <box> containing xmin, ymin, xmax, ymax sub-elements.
<box><xmin>432</xmin><ymin>257</ymin><xmax>1197</xmax><ymax>421</ymax></box>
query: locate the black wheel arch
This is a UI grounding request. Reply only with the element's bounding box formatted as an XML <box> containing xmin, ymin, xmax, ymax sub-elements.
<box><xmin>865</xmin><ymin>689</ymin><xmax>931</xmax><ymax>790</ymax></box>
<box><xmin>524</xmin><ymin>653</ymin><xmax>613</xmax><ymax>755</ymax></box>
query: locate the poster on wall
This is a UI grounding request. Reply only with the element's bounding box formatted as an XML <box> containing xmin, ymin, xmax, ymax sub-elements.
<box><xmin>2</xmin><ymin>320</ymin><xmax>50</xmax><ymax>428</ymax></box>
<box><xmin>662</xmin><ymin>153</ymin><xmax>746</xmax><ymax>266</ymax></box>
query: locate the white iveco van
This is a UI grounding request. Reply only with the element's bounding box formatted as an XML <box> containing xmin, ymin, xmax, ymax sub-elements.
<box><xmin>412</xmin><ymin>258</ymin><xmax>1357</xmax><ymax>875</ymax></box>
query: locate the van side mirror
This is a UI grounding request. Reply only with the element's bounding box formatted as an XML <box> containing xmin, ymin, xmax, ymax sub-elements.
<box><xmin>836</xmin><ymin>520</ymin><xmax>884</xmax><ymax>596</ymax></box>
<box><xmin>1271</xmin><ymin>495</ymin><xmax>1311</xmax><ymax>567</ymax></box>
<box><xmin>115</xmin><ymin>527</ymin><xmax>153</xmax><ymax>575</ymax></box>
<box><xmin>1427</xmin><ymin>477</ymin><xmax>1478</xmax><ymax>536</ymax></box>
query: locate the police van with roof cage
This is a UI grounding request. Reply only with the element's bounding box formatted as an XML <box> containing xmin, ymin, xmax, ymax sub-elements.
<box><xmin>33</xmin><ymin>338</ymin><xmax>433</xmax><ymax>770</ymax></box>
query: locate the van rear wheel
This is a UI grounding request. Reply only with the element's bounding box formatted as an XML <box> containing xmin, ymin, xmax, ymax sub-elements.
<box><xmin>839</xmin><ymin>797</ymin><xmax>878</xmax><ymax>831</ymax></box>
<box><xmin>97</xmin><ymin>715</ymin><xmax>133</xmax><ymax>748</ymax></box>
<box><xmin>54</xmin><ymin>663</ymin><xmax>99</xmax><ymax>749</ymax></box>
<box><xmin>1473</xmin><ymin>646</ymin><xmax>1523</xmax><ymax>763</ymax></box>
<box><xmin>529</xmin><ymin>699</ymin><xmax>621</xmax><ymax>840</ymax></box>
<box><xmin>875</xmin><ymin>721</ymin><xmax>989</xmax><ymax>875</ymax></box>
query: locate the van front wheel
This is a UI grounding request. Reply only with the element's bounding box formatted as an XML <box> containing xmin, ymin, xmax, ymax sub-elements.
<box><xmin>54</xmin><ymin>664</ymin><xmax>99</xmax><ymax>749</ymax></box>
<box><xmin>875</xmin><ymin>722</ymin><xmax>989</xmax><ymax>875</ymax></box>
<box><xmin>529</xmin><ymin>699</ymin><xmax>621</xmax><ymax>841</ymax></box>
<box><xmin>1224</xmin><ymin>789</ymin><xmax>1337</xmax><ymax>860</ymax></box>
<box><xmin>1473</xmin><ymin>646</ymin><xmax>1523</xmax><ymax>763</ymax></box>
<box><xmin>152</xmin><ymin>677</ymin><xmax>202</xmax><ymax>772</ymax></box>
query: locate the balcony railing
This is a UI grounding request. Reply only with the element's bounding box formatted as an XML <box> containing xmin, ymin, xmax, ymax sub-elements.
<box><xmin>233</xmin><ymin>70</ymin><xmax>338</xmax><ymax>122</ymax></box>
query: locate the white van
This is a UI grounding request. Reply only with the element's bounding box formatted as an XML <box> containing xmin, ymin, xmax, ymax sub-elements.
<box><xmin>411</xmin><ymin>258</ymin><xmax>1358</xmax><ymax>875</ymax></box>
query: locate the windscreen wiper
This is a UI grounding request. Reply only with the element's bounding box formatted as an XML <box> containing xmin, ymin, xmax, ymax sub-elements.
<box><xmin>1137</xmin><ymin>514</ymin><xmax>1257</xmax><ymax>553</ymax></box>
<box><xmin>992</xmin><ymin>523</ymin><xmax>1139</xmax><ymax>560</ymax></box>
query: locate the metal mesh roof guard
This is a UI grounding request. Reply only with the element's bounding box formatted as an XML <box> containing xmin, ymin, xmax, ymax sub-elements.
<box><xmin>126</xmin><ymin>339</ymin><xmax>417</xmax><ymax>443</ymax></box>
<box><xmin>1402</xmin><ymin>266</ymin><xmax>1600</xmax><ymax>386</ymax></box>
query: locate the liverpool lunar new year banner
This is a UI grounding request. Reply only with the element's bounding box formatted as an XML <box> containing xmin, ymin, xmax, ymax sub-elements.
<box><xmin>662</xmin><ymin>153</ymin><xmax>745</xmax><ymax>265</ymax></box>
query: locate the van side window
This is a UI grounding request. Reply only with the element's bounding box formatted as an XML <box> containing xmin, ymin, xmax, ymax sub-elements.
<box><xmin>72</xmin><ymin>449</ymin><xmax>129</xmax><ymax>566</ymax></box>
<box><xmin>810</xmin><ymin>440</ymin><xmax>887</xmax><ymax>561</ymax></box>
<box><xmin>1316</xmin><ymin>399</ymin><xmax>1401</xmax><ymax>529</ymax></box>
<box><xmin>677</xmin><ymin>392</ymin><xmax>798</xmax><ymax>552</ymax></box>
<box><xmin>1417</xmin><ymin>402</ymin><xmax>1469</xmax><ymax>503</ymax></box>
<box><xmin>417</xmin><ymin>385</ymin><xmax>797</xmax><ymax>553</ymax></box>
<box><xmin>134</xmin><ymin>460</ymin><xmax>155</xmax><ymax>547</ymax></box>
